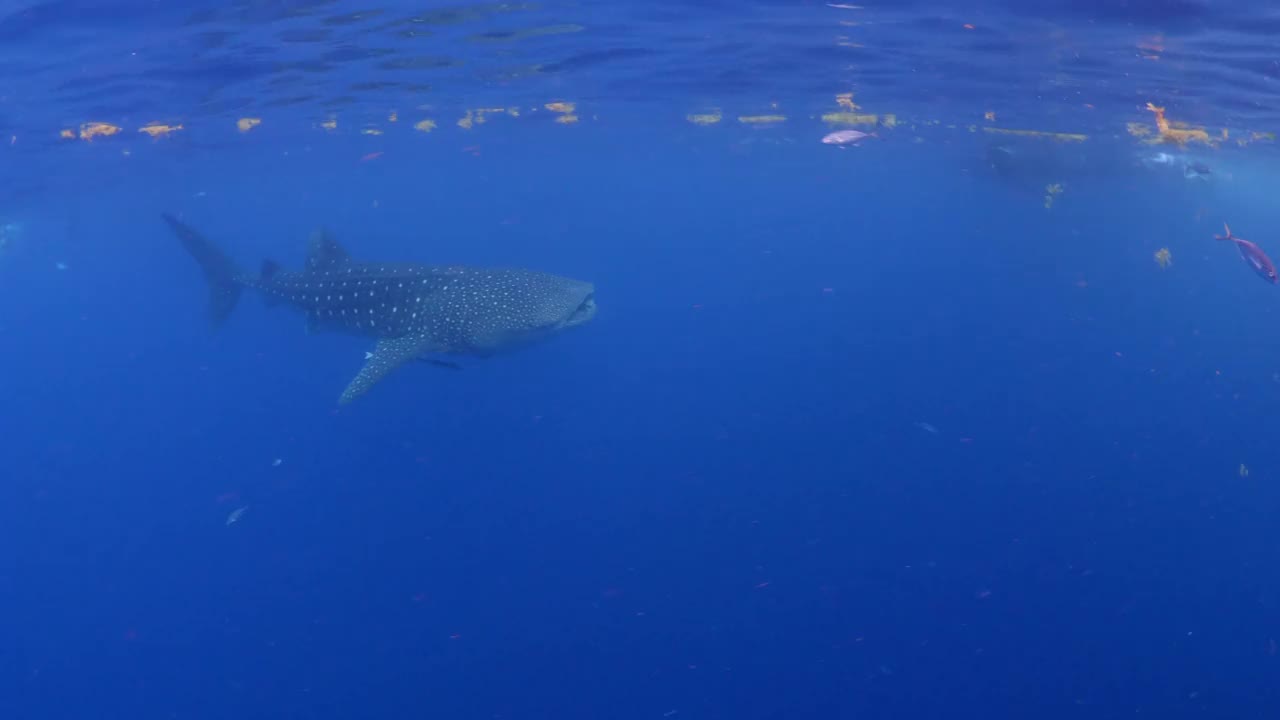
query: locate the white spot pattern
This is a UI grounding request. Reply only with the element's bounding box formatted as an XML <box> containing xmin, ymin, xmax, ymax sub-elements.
<box><xmin>247</xmin><ymin>254</ymin><xmax>595</xmax><ymax>403</ymax></box>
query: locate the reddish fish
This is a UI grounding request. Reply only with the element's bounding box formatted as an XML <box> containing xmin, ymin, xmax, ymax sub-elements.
<box><xmin>1216</xmin><ymin>222</ymin><xmax>1278</xmax><ymax>284</ymax></box>
<box><xmin>821</xmin><ymin>129</ymin><xmax>875</xmax><ymax>147</ymax></box>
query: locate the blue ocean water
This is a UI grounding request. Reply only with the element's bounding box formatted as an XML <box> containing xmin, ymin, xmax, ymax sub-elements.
<box><xmin>4</xmin><ymin>1</ymin><xmax>1280</xmax><ymax>718</ymax></box>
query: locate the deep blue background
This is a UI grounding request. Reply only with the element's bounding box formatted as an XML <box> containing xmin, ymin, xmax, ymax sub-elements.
<box><xmin>4</xmin><ymin>1</ymin><xmax>1280</xmax><ymax>715</ymax></box>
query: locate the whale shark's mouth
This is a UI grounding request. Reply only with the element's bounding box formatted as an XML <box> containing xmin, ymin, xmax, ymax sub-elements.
<box><xmin>567</xmin><ymin>292</ymin><xmax>596</xmax><ymax>326</ymax></box>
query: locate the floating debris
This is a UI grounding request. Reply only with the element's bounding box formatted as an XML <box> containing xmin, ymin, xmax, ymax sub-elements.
<box><xmin>457</xmin><ymin>107</ymin><xmax>515</xmax><ymax>129</ymax></box>
<box><xmin>544</xmin><ymin>101</ymin><xmax>578</xmax><ymax>124</ymax></box>
<box><xmin>821</xmin><ymin>112</ymin><xmax>879</xmax><ymax>126</ymax></box>
<box><xmin>686</xmin><ymin>110</ymin><xmax>722</xmax><ymax>125</ymax></box>
<box><xmin>78</xmin><ymin>122</ymin><xmax>121</xmax><ymax>141</ymax></box>
<box><xmin>1154</xmin><ymin>248</ymin><xmax>1172</xmax><ymax>269</ymax></box>
<box><xmin>139</xmin><ymin>123</ymin><xmax>183</xmax><ymax>138</ymax></box>
<box><xmin>984</xmin><ymin>127</ymin><xmax>1087</xmax><ymax>143</ymax></box>
<box><xmin>226</xmin><ymin>506</ymin><xmax>249</xmax><ymax>526</ymax></box>
<box><xmin>1142</xmin><ymin>103</ymin><xmax>1213</xmax><ymax>147</ymax></box>
<box><xmin>1044</xmin><ymin>183</ymin><xmax>1063</xmax><ymax>210</ymax></box>
<box><xmin>738</xmin><ymin>114</ymin><xmax>786</xmax><ymax>125</ymax></box>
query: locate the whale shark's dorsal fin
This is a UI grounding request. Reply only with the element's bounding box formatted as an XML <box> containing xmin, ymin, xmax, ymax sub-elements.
<box><xmin>305</xmin><ymin>228</ymin><xmax>352</xmax><ymax>273</ymax></box>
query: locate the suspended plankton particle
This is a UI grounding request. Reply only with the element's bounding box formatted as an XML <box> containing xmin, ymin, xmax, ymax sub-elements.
<box><xmin>1154</xmin><ymin>248</ymin><xmax>1172</xmax><ymax>269</ymax></box>
<box><xmin>237</xmin><ymin>117</ymin><xmax>261</xmax><ymax>133</ymax></box>
<box><xmin>413</xmin><ymin>119</ymin><xmax>437</xmax><ymax>133</ymax></box>
<box><xmin>271</xmin><ymin>458</ymin><xmax>283</xmax><ymax>467</ymax></box>
<box><xmin>226</xmin><ymin>506</ymin><xmax>249</xmax><ymax>525</ymax></box>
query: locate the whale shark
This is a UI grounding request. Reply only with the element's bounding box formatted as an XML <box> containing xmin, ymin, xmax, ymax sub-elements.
<box><xmin>164</xmin><ymin>213</ymin><xmax>596</xmax><ymax>404</ymax></box>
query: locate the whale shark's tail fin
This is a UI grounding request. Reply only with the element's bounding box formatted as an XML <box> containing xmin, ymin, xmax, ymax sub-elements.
<box><xmin>163</xmin><ymin>213</ymin><xmax>244</xmax><ymax>329</ymax></box>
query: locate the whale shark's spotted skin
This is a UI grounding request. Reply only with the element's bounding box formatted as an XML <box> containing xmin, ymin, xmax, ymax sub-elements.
<box><xmin>164</xmin><ymin>214</ymin><xmax>596</xmax><ymax>404</ymax></box>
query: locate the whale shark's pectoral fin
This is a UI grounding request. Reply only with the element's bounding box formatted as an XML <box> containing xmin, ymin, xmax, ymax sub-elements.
<box><xmin>339</xmin><ymin>334</ymin><xmax>433</xmax><ymax>405</ymax></box>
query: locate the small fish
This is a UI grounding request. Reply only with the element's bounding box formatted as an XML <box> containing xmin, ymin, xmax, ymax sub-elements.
<box><xmin>821</xmin><ymin>129</ymin><xmax>875</xmax><ymax>147</ymax></box>
<box><xmin>226</xmin><ymin>506</ymin><xmax>249</xmax><ymax>525</ymax></box>
<box><xmin>1184</xmin><ymin>161</ymin><xmax>1211</xmax><ymax>180</ymax></box>
<box><xmin>419</xmin><ymin>358</ymin><xmax>464</xmax><ymax>371</ymax></box>
<box><xmin>1216</xmin><ymin>223</ymin><xmax>1278</xmax><ymax>284</ymax></box>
